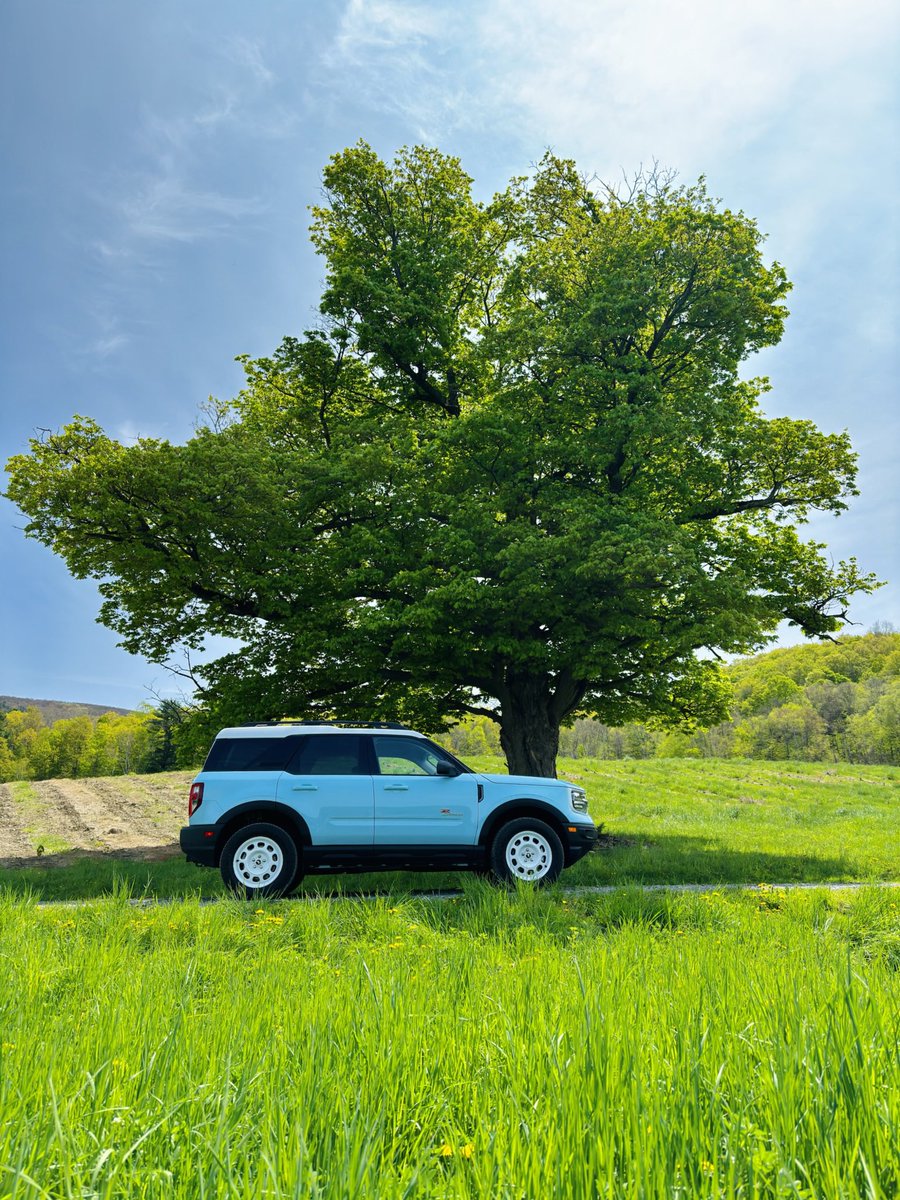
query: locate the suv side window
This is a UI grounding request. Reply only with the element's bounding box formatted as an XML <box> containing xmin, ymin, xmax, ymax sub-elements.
<box><xmin>204</xmin><ymin>737</ymin><xmax>300</xmax><ymax>772</ymax></box>
<box><xmin>285</xmin><ymin>734</ymin><xmax>366</xmax><ymax>776</ymax></box>
<box><xmin>373</xmin><ymin>736</ymin><xmax>451</xmax><ymax>776</ymax></box>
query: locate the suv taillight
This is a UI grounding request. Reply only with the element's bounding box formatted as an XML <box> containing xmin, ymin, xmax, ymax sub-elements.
<box><xmin>188</xmin><ymin>782</ymin><xmax>204</xmax><ymax>817</ymax></box>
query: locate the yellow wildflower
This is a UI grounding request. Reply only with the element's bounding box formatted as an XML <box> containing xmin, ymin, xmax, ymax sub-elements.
<box><xmin>460</xmin><ymin>1143</ymin><xmax>474</xmax><ymax>1159</ymax></box>
<box><xmin>438</xmin><ymin>1144</ymin><xmax>454</xmax><ymax>1157</ymax></box>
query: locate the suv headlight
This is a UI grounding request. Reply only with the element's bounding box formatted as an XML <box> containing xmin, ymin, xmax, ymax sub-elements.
<box><xmin>569</xmin><ymin>787</ymin><xmax>588</xmax><ymax>813</ymax></box>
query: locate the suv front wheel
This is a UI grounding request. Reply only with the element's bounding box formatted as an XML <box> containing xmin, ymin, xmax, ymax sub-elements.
<box><xmin>490</xmin><ymin>817</ymin><xmax>564</xmax><ymax>886</ymax></box>
<box><xmin>220</xmin><ymin>822</ymin><xmax>301</xmax><ymax>898</ymax></box>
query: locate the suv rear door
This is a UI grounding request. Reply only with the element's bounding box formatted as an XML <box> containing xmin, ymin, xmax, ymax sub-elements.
<box><xmin>372</xmin><ymin>736</ymin><xmax>479</xmax><ymax>846</ymax></box>
<box><xmin>275</xmin><ymin>733</ymin><xmax>374</xmax><ymax>845</ymax></box>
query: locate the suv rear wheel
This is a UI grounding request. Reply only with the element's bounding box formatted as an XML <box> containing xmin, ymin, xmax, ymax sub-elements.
<box><xmin>220</xmin><ymin>822</ymin><xmax>301</xmax><ymax>898</ymax></box>
<box><xmin>490</xmin><ymin>817</ymin><xmax>563</xmax><ymax>886</ymax></box>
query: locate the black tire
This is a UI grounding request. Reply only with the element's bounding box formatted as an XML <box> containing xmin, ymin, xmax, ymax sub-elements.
<box><xmin>490</xmin><ymin>817</ymin><xmax>564</xmax><ymax>886</ymax></box>
<box><xmin>220</xmin><ymin>822</ymin><xmax>301</xmax><ymax>899</ymax></box>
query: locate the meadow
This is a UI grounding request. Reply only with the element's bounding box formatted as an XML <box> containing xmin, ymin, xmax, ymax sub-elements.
<box><xmin>1</xmin><ymin>757</ymin><xmax>897</xmax><ymax>900</ymax></box>
<box><xmin>0</xmin><ymin>885</ymin><xmax>898</xmax><ymax>1199</ymax></box>
<box><xmin>1</xmin><ymin>758</ymin><xmax>897</xmax><ymax>1197</ymax></box>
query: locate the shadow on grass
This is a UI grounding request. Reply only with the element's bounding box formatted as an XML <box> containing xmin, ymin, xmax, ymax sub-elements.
<box><xmin>0</xmin><ymin>846</ymin><xmax>223</xmax><ymax>901</ymax></box>
<box><xmin>0</xmin><ymin>832</ymin><xmax>868</xmax><ymax>902</ymax></box>
<box><xmin>566</xmin><ymin>832</ymin><xmax>859</xmax><ymax>888</ymax></box>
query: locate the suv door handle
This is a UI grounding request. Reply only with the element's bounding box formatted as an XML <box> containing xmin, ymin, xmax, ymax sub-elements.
<box><xmin>292</xmin><ymin>784</ymin><xmax>318</xmax><ymax>791</ymax></box>
<box><xmin>383</xmin><ymin>784</ymin><xmax>408</xmax><ymax>791</ymax></box>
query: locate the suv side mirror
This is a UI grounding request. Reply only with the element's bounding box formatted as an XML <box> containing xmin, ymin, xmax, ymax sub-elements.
<box><xmin>435</xmin><ymin>760</ymin><xmax>459</xmax><ymax>776</ymax></box>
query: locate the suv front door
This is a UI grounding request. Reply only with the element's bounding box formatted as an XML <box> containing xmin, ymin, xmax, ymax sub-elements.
<box><xmin>372</xmin><ymin>736</ymin><xmax>479</xmax><ymax>846</ymax></box>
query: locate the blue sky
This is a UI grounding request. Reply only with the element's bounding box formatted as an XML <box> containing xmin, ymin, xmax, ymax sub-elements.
<box><xmin>1</xmin><ymin>0</ymin><xmax>898</xmax><ymax>709</ymax></box>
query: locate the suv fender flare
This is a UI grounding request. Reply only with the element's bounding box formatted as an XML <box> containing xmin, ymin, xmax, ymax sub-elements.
<box><xmin>478</xmin><ymin>799</ymin><xmax>568</xmax><ymax>849</ymax></box>
<box><xmin>215</xmin><ymin>802</ymin><xmax>312</xmax><ymax>861</ymax></box>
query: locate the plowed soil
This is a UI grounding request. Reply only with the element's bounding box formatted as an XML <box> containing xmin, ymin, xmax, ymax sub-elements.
<box><xmin>0</xmin><ymin>771</ymin><xmax>194</xmax><ymax>869</ymax></box>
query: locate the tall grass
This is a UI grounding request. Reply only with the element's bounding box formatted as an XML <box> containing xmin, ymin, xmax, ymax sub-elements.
<box><xmin>1</xmin><ymin>885</ymin><xmax>897</xmax><ymax>1198</ymax></box>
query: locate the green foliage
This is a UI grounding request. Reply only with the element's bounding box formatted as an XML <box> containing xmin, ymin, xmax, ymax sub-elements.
<box><xmin>546</xmin><ymin>631</ymin><xmax>900</xmax><ymax>764</ymax></box>
<box><xmin>5</xmin><ymin>146</ymin><xmax>879</xmax><ymax>775</ymax></box>
<box><xmin>0</xmin><ymin>704</ymin><xmax>203</xmax><ymax>781</ymax></box>
<box><xmin>433</xmin><ymin>713</ymin><xmax>502</xmax><ymax>757</ymax></box>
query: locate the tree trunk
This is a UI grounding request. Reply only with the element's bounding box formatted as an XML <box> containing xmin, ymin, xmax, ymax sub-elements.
<box><xmin>497</xmin><ymin>675</ymin><xmax>562</xmax><ymax>778</ymax></box>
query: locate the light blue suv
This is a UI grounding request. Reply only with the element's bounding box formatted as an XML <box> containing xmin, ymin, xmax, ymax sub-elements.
<box><xmin>180</xmin><ymin>721</ymin><xmax>598</xmax><ymax>896</ymax></box>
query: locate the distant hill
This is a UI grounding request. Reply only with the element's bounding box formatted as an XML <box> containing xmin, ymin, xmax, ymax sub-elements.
<box><xmin>0</xmin><ymin>695</ymin><xmax>135</xmax><ymax>722</ymax></box>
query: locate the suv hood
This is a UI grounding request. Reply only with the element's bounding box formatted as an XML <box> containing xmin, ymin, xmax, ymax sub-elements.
<box><xmin>478</xmin><ymin>773</ymin><xmax>569</xmax><ymax>790</ymax></box>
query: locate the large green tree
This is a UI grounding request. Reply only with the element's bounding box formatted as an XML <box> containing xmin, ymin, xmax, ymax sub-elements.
<box><xmin>5</xmin><ymin>145</ymin><xmax>877</xmax><ymax>776</ymax></box>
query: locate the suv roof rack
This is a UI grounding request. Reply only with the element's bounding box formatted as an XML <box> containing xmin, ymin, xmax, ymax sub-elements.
<box><xmin>239</xmin><ymin>719</ymin><xmax>409</xmax><ymax>730</ymax></box>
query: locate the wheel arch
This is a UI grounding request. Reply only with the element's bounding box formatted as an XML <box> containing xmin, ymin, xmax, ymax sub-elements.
<box><xmin>478</xmin><ymin>799</ymin><xmax>568</xmax><ymax>850</ymax></box>
<box><xmin>214</xmin><ymin>803</ymin><xmax>311</xmax><ymax>865</ymax></box>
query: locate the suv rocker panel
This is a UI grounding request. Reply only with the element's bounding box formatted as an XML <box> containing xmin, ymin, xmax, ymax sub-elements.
<box><xmin>303</xmin><ymin>844</ymin><xmax>484</xmax><ymax>874</ymax></box>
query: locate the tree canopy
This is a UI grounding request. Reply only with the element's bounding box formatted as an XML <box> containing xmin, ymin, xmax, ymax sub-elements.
<box><xmin>5</xmin><ymin>144</ymin><xmax>877</xmax><ymax>775</ymax></box>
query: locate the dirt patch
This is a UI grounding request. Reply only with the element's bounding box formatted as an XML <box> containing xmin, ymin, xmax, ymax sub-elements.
<box><xmin>0</xmin><ymin>783</ymin><xmax>36</xmax><ymax>858</ymax></box>
<box><xmin>593</xmin><ymin>828</ymin><xmax>639</xmax><ymax>849</ymax></box>
<box><xmin>0</xmin><ymin>770</ymin><xmax>194</xmax><ymax>867</ymax></box>
<box><xmin>0</xmin><ymin>843</ymin><xmax>182</xmax><ymax>871</ymax></box>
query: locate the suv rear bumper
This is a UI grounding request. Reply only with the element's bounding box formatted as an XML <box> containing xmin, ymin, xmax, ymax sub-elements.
<box><xmin>180</xmin><ymin>825</ymin><xmax>218</xmax><ymax>867</ymax></box>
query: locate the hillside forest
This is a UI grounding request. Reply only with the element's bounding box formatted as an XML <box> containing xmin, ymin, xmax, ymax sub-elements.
<box><xmin>443</xmin><ymin>629</ymin><xmax>900</xmax><ymax>766</ymax></box>
<box><xmin>1</xmin><ymin>631</ymin><xmax>898</xmax><ymax>783</ymax></box>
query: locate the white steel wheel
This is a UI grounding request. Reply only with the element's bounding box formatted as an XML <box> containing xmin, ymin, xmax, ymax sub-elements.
<box><xmin>505</xmin><ymin>830</ymin><xmax>553</xmax><ymax>880</ymax></box>
<box><xmin>233</xmin><ymin>836</ymin><xmax>283</xmax><ymax>887</ymax></box>
<box><xmin>220</xmin><ymin>822</ymin><xmax>300</xmax><ymax>898</ymax></box>
<box><xmin>490</xmin><ymin>817</ymin><xmax>564</xmax><ymax>886</ymax></box>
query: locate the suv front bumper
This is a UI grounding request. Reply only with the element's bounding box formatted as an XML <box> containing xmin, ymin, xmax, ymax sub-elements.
<box><xmin>180</xmin><ymin>824</ymin><xmax>218</xmax><ymax>868</ymax></box>
<box><xmin>563</xmin><ymin>821</ymin><xmax>600</xmax><ymax>864</ymax></box>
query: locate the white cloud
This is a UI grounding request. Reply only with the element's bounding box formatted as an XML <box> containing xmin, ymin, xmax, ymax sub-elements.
<box><xmin>330</xmin><ymin>0</ymin><xmax>446</xmax><ymax>59</ymax></box>
<box><xmin>225</xmin><ymin>35</ymin><xmax>276</xmax><ymax>86</ymax></box>
<box><xmin>100</xmin><ymin>34</ymin><xmax>298</xmax><ymax>255</ymax></box>
<box><xmin>325</xmin><ymin>0</ymin><xmax>898</xmax><ymax>168</ymax></box>
<box><xmin>119</xmin><ymin>177</ymin><xmax>265</xmax><ymax>244</ymax></box>
<box><xmin>89</xmin><ymin>332</ymin><xmax>130</xmax><ymax>358</ymax></box>
<box><xmin>322</xmin><ymin>0</ymin><xmax>473</xmax><ymax>139</ymax></box>
<box><xmin>81</xmin><ymin>37</ymin><xmax>289</xmax><ymax>361</ymax></box>
<box><xmin>473</xmin><ymin>0</ymin><xmax>898</xmax><ymax>172</ymax></box>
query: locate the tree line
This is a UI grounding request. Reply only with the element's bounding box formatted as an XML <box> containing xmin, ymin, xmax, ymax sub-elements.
<box><xmin>437</xmin><ymin>630</ymin><xmax>900</xmax><ymax>766</ymax></box>
<box><xmin>0</xmin><ymin>700</ymin><xmax>204</xmax><ymax>782</ymax></box>
<box><xmin>3</xmin><ymin>630</ymin><xmax>896</xmax><ymax>781</ymax></box>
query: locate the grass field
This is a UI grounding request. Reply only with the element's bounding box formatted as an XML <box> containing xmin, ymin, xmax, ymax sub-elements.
<box><xmin>0</xmin><ymin>885</ymin><xmax>897</xmax><ymax>1198</ymax></box>
<box><xmin>2</xmin><ymin>761</ymin><xmax>898</xmax><ymax>1197</ymax></box>
<box><xmin>2</xmin><ymin>757</ymin><xmax>897</xmax><ymax>900</ymax></box>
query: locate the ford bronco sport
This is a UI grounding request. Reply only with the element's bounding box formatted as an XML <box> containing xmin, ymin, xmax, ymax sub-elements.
<box><xmin>180</xmin><ymin>721</ymin><xmax>598</xmax><ymax>896</ymax></box>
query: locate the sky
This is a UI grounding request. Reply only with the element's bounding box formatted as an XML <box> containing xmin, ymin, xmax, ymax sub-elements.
<box><xmin>1</xmin><ymin>0</ymin><xmax>898</xmax><ymax>710</ymax></box>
